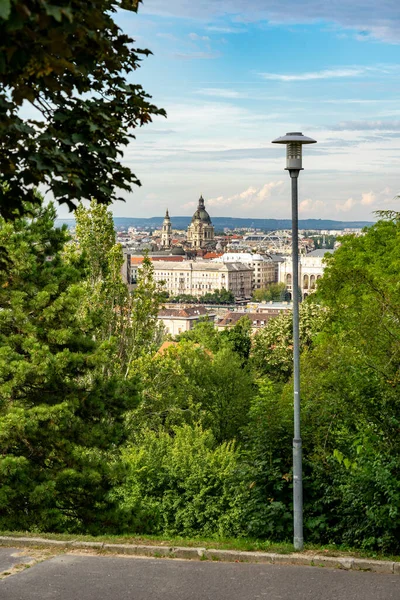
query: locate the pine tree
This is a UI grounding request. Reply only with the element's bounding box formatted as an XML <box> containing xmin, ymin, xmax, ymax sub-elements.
<box><xmin>0</xmin><ymin>201</ymin><xmax>137</xmax><ymax>533</ymax></box>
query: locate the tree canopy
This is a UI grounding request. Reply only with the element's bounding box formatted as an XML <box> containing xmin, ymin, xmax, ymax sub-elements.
<box><xmin>0</xmin><ymin>0</ymin><xmax>165</xmax><ymax>219</ymax></box>
<box><xmin>0</xmin><ymin>201</ymin><xmax>138</xmax><ymax>532</ymax></box>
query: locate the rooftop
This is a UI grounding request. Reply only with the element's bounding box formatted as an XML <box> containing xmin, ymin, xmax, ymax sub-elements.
<box><xmin>306</xmin><ymin>249</ymin><xmax>335</xmax><ymax>257</ymax></box>
<box><xmin>217</xmin><ymin>312</ymin><xmax>275</xmax><ymax>328</ymax></box>
<box><xmin>158</xmin><ymin>306</ymin><xmax>214</xmax><ymax>319</ymax></box>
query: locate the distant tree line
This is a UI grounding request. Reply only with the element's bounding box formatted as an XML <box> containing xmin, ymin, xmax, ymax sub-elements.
<box><xmin>168</xmin><ymin>289</ymin><xmax>235</xmax><ymax>305</ymax></box>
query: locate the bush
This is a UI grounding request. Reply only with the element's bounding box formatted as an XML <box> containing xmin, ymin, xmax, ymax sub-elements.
<box><xmin>115</xmin><ymin>425</ymin><xmax>242</xmax><ymax>537</ymax></box>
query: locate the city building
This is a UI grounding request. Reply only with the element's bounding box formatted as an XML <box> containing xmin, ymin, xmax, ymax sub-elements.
<box><xmin>150</xmin><ymin>260</ymin><xmax>253</xmax><ymax>299</ymax></box>
<box><xmin>160</xmin><ymin>209</ymin><xmax>172</xmax><ymax>249</ymax></box>
<box><xmin>279</xmin><ymin>248</ymin><xmax>334</xmax><ymax>298</ymax></box>
<box><xmin>186</xmin><ymin>195</ymin><xmax>215</xmax><ymax>248</ymax></box>
<box><xmin>214</xmin><ymin>252</ymin><xmax>275</xmax><ymax>289</ymax></box>
<box><xmin>216</xmin><ymin>311</ymin><xmax>276</xmax><ymax>333</ymax></box>
<box><xmin>158</xmin><ymin>306</ymin><xmax>216</xmax><ymax>336</ymax></box>
<box><xmin>246</xmin><ymin>301</ymin><xmax>292</xmax><ymax>315</ymax></box>
<box><xmin>130</xmin><ymin>252</ymin><xmax>185</xmax><ymax>284</ymax></box>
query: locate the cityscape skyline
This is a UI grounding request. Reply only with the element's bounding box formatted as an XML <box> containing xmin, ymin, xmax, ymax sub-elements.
<box><xmin>55</xmin><ymin>1</ymin><xmax>400</xmax><ymax>221</ymax></box>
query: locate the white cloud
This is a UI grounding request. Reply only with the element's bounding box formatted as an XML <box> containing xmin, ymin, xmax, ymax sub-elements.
<box><xmin>173</xmin><ymin>51</ymin><xmax>221</xmax><ymax>60</ymax></box>
<box><xmin>299</xmin><ymin>198</ymin><xmax>326</xmax><ymax>213</ymax></box>
<box><xmin>196</xmin><ymin>88</ymin><xmax>247</xmax><ymax>98</ymax></box>
<box><xmin>258</xmin><ymin>67</ymin><xmax>370</xmax><ymax>82</ymax></box>
<box><xmin>189</xmin><ymin>32</ymin><xmax>210</xmax><ymax>41</ymax></box>
<box><xmin>205</xmin><ymin>25</ymin><xmax>246</xmax><ymax>33</ymax></box>
<box><xmin>156</xmin><ymin>33</ymin><xmax>178</xmax><ymax>41</ymax></box>
<box><xmin>182</xmin><ymin>200</ymin><xmax>197</xmax><ymax>210</ymax></box>
<box><xmin>360</xmin><ymin>191</ymin><xmax>376</xmax><ymax>206</ymax></box>
<box><xmin>208</xmin><ymin>181</ymin><xmax>285</xmax><ymax>210</ymax></box>
<box><xmin>333</xmin><ymin>120</ymin><xmax>400</xmax><ymax>131</ymax></box>
<box><xmin>336</xmin><ymin>197</ymin><xmax>356</xmax><ymax>212</ymax></box>
<box><xmin>140</xmin><ymin>1</ymin><xmax>400</xmax><ymax>44</ymax></box>
<box><xmin>336</xmin><ymin>188</ymin><xmax>393</xmax><ymax>212</ymax></box>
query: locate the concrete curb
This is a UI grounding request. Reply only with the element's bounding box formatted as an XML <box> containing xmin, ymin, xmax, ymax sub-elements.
<box><xmin>0</xmin><ymin>536</ymin><xmax>397</xmax><ymax>574</ymax></box>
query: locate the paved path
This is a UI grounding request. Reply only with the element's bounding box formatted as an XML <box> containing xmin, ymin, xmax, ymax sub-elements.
<box><xmin>0</xmin><ymin>548</ymin><xmax>34</xmax><ymax>574</ymax></box>
<box><xmin>1</xmin><ymin>553</ymin><xmax>399</xmax><ymax>600</ymax></box>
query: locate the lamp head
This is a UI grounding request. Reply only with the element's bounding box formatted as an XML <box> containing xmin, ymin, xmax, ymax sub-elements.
<box><xmin>272</xmin><ymin>132</ymin><xmax>317</xmax><ymax>170</ymax></box>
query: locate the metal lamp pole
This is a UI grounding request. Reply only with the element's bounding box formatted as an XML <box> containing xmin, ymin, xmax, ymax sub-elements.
<box><xmin>271</xmin><ymin>132</ymin><xmax>317</xmax><ymax>551</ymax></box>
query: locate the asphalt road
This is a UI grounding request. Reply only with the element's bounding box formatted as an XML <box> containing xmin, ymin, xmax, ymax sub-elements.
<box><xmin>1</xmin><ymin>553</ymin><xmax>399</xmax><ymax>600</ymax></box>
<box><xmin>0</xmin><ymin>548</ymin><xmax>34</xmax><ymax>573</ymax></box>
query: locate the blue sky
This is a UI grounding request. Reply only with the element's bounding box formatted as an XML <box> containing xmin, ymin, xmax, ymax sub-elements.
<box><xmin>68</xmin><ymin>1</ymin><xmax>400</xmax><ymax>221</ymax></box>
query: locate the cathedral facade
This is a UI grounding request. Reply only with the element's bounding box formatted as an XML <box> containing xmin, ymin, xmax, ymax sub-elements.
<box><xmin>186</xmin><ymin>195</ymin><xmax>215</xmax><ymax>248</ymax></box>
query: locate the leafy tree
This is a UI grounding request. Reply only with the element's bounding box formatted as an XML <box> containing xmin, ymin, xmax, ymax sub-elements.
<box><xmin>0</xmin><ymin>0</ymin><xmax>165</xmax><ymax>219</ymax></box>
<box><xmin>168</xmin><ymin>293</ymin><xmax>199</xmax><ymax>304</ymax></box>
<box><xmin>238</xmin><ymin>378</ymin><xmax>293</xmax><ymax>538</ymax></box>
<box><xmin>220</xmin><ymin>316</ymin><xmax>252</xmax><ymax>361</ymax></box>
<box><xmin>251</xmin><ymin>302</ymin><xmax>327</xmax><ymax>380</ymax></box>
<box><xmin>180</xmin><ymin>317</ymin><xmax>252</xmax><ymax>362</ymax></box>
<box><xmin>0</xmin><ymin>202</ymin><xmax>137</xmax><ymax>532</ymax></box>
<box><xmin>130</xmin><ymin>254</ymin><xmax>166</xmax><ymax>363</ymax></box>
<box><xmin>114</xmin><ymin>424</ymin><xmax>242</xmax><ymax>537</ymax></box>
<box><xmin>75</xmin><ymin>202</ymin><xmax>165</xmax><ymax>376</ymax></box>
<box><xmin>202</xmin><ymin>289</ymin><xmax>235</xmax><ymax>304</ymax></box>
<box><xmin>130</xmin><ymin>340</ymin><xmax>254</xmax><ymax>443</ymax></box>
<box><xmin>293</xmin><ymin>217</ymin><xmax>400</xmax><ymax>551</ymax></box>
<box><xmin>178</xmin><ymin>320</ymin><xmax>221</xmax><ymax>353</ymax></box>
<box><xmin>252</xmin><ymin>282</ymin><xmax>286</xmax><ymax>302</ymax></box>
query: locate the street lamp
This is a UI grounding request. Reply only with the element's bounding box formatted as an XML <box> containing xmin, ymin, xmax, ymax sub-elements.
<box><xmin>271</xmin><ymin>132</ymin><xmax>317</xmax><ymax>551</ymax></box>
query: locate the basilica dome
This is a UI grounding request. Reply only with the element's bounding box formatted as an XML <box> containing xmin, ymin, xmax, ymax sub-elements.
<box><xmin>191</xmin><ymin>195</ymin><xmax>212</xmax><ymax>224</ymax></box>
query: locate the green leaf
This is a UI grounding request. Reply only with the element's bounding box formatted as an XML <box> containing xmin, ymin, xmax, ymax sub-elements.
<box><xmin>0</xmin><ymin>0</ymin><xmax>11</xmax><ymax>20</ymax></box>
<box><xmin>44</xmin><ymin>5</ymin><xmax>63</xmax><ymax>22</ymax></box>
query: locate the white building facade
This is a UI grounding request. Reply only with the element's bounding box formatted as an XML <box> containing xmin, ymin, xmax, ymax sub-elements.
<box><xmin>215</xmin><ymin>252</ymin><xmax>275</xmax><ymax>289</ymax></box>
<box><xmin>158</xmin><ymin>306</ymin><xmax>216</xmax><ymax>336</ymax></box>
<box><xmin>151</xmin><ymin>261</ymin><xmax>253</xmax><ymax>299</ymax></box>
<box><xmin>160</xmin><ymin>209</ymin><xmax>172</xmax><ymax>248</ymax></box>
<box><xmin>279</xmin><ymin>249</ymin><xmax>334</xmax><ymax>298</ymax></box>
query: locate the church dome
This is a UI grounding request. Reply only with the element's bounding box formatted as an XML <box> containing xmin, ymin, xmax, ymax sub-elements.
<box><xmin>191</xmin><ymin>195</ymin><xmax>212</xmax><ymax>224</ymax></box>
<box><xmin>171</xmin><ymin>246</ymin><xmax>185</xmax><ymax>255</ymax></box>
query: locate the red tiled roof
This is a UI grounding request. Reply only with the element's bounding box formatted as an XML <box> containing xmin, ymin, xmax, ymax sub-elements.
<box><xmin>158</xmin><ymin>306</ymin><xmax>209</xmax><ymax>318</ymax></box>
<box><xmin>203</xmin><ymin>252</ymin><xmax>223</xmax><ymax>259</ymax></box>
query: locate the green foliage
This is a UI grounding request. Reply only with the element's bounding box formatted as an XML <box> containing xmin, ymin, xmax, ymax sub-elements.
<box><xmin>0</xmin><ymin>0</ymin><xmax>165</xmax><ymax>219</ymax></box>
<box><xmin>169</xmin><ymin>289</ymin><xmax>235</xmax><ymax>305</ymax></box>
<box><xmin>237</xmin><ymin>378</ymin><xmax>293</xmax><ymax>539</ymax></box>
<box><xmin>130</xmin><ymin>255</ymin><xmax>166</xmax><ymax>361</ymax></box>
<box><xmin>130</xmin><ymin>340</ymin><xmax>254</xmax><ymax>443</ymax></box>
<box><xmin>251</xmin><ymin>302</ymin><xmax>327</xmax><ymax>380</ymax></box>
<box><xmin>202</xmin><ymin>288</ymin><xmax>235</xmax><ymax>304</ymax></box>
<box><xmin>115</xmin><ymin>425</ymin><xmax>241</xmax><ymax>536</ymax></box>
<box><xmin>220</xmin><ymin>316</ymin><xmax>252</xmax><ymax>361</ymax></box>
<box><xmin>168</xmin><ymin>294</ymin><xmax>199</xmax><ymax>304</ymax></box>
<box><xmin>1</xmin><ymin>204</ymin><xmax>400</xmax><ymax>553</ymax></box>
<box><xmin>180</xmin><ymin>317</ymin><xmax>252</xmax><ymax>361</ymax></box>
<box><xmin>252</xmin><ymin>282</ymin><xmax>286</xmax><ymax>302</ymax></box>
<box><xmin>296</xmin><ymin>218</ymin><xmax>400</xmax><ymax>551</ymax></box>
<box><xmin>75</xmin><ymin>202</ymin><xmax>165</xmax><ymax>375</ymax></box>
<box><xmin>0</xmin><ymin>201</ymin><xmax>138</xmax><ymax>532</ymax></box>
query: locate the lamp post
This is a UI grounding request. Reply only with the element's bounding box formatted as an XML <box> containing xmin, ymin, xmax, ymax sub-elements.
<box><xmin>271</xmin><ymin>132</ymin><xmax>317</xmax><ymax>551</ymax></box>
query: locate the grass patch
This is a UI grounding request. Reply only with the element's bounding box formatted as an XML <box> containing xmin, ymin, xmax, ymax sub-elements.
<box><xmin>0</xmin><ymin>531</ymin><xmax>398</xmax><ymax>562</ymax></box>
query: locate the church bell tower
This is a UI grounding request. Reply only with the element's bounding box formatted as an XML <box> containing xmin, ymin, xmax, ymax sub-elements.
<box><xmin>161</xmin><ymin>209</ymin><xmax>172</xmax><ymax>249</ymax></box>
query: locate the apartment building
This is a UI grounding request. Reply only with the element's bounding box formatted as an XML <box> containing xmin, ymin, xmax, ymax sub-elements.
<box><xmin>215</xmin><ymin>253</ymin><xmax>275</xmax><ymax>289</ymax></box>
<box><xmin>151</xmin><ymin>261</ymin><xmax>253</xmax><ymax>299</ymax></box>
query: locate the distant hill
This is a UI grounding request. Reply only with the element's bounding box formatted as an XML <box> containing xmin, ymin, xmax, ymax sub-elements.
<box><xmin>56</xmin><ymin>216</ymin><xmax>373</xmax><ymax>231</ymax></box>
